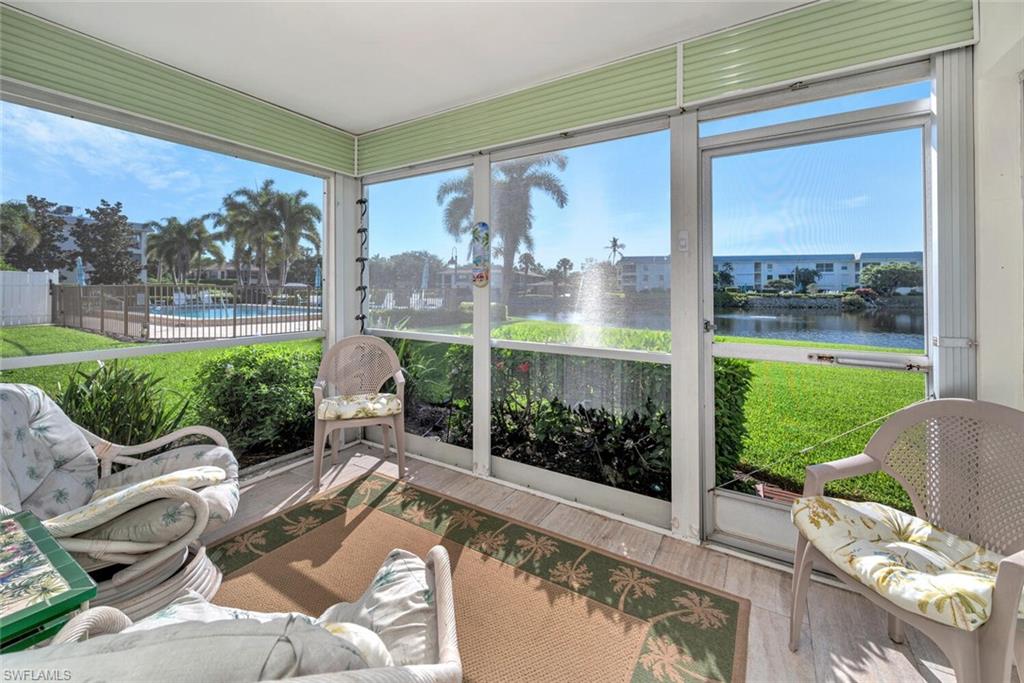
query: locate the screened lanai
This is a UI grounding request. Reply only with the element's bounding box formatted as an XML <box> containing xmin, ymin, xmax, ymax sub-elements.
<box><xmin>0</xmin><ymin>1</ymin><xmax>1021</xmax><ymax>681</ymax></box>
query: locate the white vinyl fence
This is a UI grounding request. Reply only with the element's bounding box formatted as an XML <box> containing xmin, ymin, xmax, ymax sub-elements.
<box><xmin>0</xmin><ymin>270</ymin><xmax>58</xmax><ymax>326</ymax></box>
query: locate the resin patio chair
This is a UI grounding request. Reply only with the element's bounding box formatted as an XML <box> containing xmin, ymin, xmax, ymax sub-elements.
<box><xmin>789</xmin><ymin>398</ymin><xmax>1024</xmax><ymax>682</ymax></box>
<box><xmin>313</xmin><ymin>335</ymin><xmax>406</xmax><ymax>490</ymax></box>
<box><xmin>0</xmin><ymin>383</ymin><xmax>239</xmax><ymax>595</ymax></box>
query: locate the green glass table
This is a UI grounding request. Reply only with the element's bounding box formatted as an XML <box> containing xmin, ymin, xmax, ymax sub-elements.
<box><xmin>0</xmin><ymin>511</ymin><xmax>96</xmax><ymax>652</ymax></box>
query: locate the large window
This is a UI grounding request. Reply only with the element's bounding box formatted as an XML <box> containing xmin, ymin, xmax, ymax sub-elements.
<box><xmin>705</xmin><ymin>86</ymin><xmax>930</xmax><ymax>517</ymax></box>
<box><xmin>364</xmin><ymin>166</ymin><xmax>475</xmax><ymax>456</ymax></box>
<box><xmin>0</xmin><ymin>101</ymin><xmax>326</xmax><ymax>470</ymax></box>
<box><xmin>488</xmin><ymin>129</ymin><xmax>672</xmax><ymax>499</ymax></box>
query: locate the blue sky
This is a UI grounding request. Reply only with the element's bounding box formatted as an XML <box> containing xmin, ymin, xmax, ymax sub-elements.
<box><xmin>2</xmin><ymin>80</ymin><xmax>928</xmax><ymax>269</ymax></box>
<box><xmin>1</xmin><ymin>101</ymin><xmax>325</xmax><ymax>234</ymax></box>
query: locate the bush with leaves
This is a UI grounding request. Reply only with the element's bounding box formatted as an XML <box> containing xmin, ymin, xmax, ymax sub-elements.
<box><xmin>193</xmin><ymin>345</ymin><xmax>320</xmax><ymax>455</ymax></box>
<box><xmin>57</xmin><ymin>361</ymin><xmax>189</xmax><ymax>447</ymax></box>
<box><xmin>712</xmin><ymin>358</ymin><xmax>754</xmax><ymax>490</ymax></box>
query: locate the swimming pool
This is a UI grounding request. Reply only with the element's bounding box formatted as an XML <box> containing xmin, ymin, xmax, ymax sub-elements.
<box><xmin>150</xmin><ymin>304</ymin><xmax>319</xmax><ymax>319</ymax></box>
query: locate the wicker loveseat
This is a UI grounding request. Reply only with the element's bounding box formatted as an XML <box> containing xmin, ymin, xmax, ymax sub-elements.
<box><xmin>0</xmin><ymin>383</ymin><xmax>239</xmax><ymax>591</ymax></box>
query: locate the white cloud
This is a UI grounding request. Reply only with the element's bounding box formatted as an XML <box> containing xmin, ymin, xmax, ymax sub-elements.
<box><xmin>840</xmin><ymin>194</ymin><xmax>870</xmax><ymax>208</ymax></box>
<box><xmin>1</xmin><ymin>103</ymin><xmax>201</xmax><ymax>193</ymax></box>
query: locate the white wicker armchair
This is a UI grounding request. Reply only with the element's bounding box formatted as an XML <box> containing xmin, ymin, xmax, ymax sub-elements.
<box><xmin>0</xmin><ymin>383</ymin><xmax>239</xmax><ymax>588</ymax></box>
<box><xmin>789</xmin><ymin>398</ymin><xmax>1024</xmax><ymax>682</ymax></box>
<box><xmin>50</xmin><ymin>545</ymin><xmax>462</xmax><ymax>683</ymax></box>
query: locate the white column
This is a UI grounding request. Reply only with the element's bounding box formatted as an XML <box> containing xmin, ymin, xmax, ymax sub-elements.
<box><xmin>974</xmin><ymin>0</ymin><xmax>1024</xmax><ymax>409</ymax></box>
<box><xmin>472</xmin><ymin>155</ymin><xmax>492</xmax><ymax>477</ymax></box>
<box><xmin>930</xmin><ymin>49</ymin><xmax>978</xmax><ymax>398</ymax></box>
<box><xmin>670</xmin><ymin>112</ymin><xmax>702</xmax><ymax>543</ymax></box>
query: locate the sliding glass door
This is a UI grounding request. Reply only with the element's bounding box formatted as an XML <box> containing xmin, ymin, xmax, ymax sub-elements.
<box><xmin>700</xmin><ymin>93</ymin><xmax>933</xmax><ymax>556</ymax></box>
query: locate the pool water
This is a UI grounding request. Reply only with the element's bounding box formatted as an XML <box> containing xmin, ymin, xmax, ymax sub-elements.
<box><xmin>150</xmin><ymin>304</ymin><xmax>317</xmax><ymax>319</ymax></box>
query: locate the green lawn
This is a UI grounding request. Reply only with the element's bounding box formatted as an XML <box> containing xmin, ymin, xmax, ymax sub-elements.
<box><xmin>0</xmin><ymin>326</ymin><xmax>321</xmax><ymax>423</ymax></box>
<box><xmin>0</xmin><ymin>325</ymin><xmax>139</xmax><ymax>357</ymax></box>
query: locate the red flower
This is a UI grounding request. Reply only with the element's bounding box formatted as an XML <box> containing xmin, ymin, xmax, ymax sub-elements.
<box><xmin>517</xmin><ymin>362</ymin><xmax>530</xmax><ymax>373</ymax></box>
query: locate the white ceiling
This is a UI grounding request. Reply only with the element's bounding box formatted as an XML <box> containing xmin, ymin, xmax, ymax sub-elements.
<box><xmin>10</xmin><ymin>1</ymin><xmax>803</xmax><ymax>134</ymax></box>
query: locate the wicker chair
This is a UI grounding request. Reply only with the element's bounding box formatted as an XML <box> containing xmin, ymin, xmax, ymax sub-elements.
<box><xmin>789</xmin><ymin>398</ymin><xmax>1024</xmax><ymax>682</ymax></box>
<box><xmin>313</xmin><ymin>335</ymin><xmax>406</xmax><ymax>490</ymax></box>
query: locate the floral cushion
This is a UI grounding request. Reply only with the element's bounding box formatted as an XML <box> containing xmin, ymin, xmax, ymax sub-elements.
<box><xmin>317</xmin><ymin>393</ymin><xmax>402</xmax><ymax>421</ymax></box>
<box><xmin>44</xmin><ymin>466</ymin><xmax>226</xmax><ymax>541</ymax></box>
<box><xmin>319</xmin><ymin>548</ymin><xmax>437</xmax><ymax>666</ymax></box>
<box><xmin>792</xmin><ymin>496</ymin><xmax>1024</xmax><ymax>631</ymax></box>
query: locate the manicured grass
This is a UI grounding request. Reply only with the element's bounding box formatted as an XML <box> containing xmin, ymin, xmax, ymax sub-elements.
<box><xmin>0</xmin><ymin>336</ymin><xmax>322</xmax><ymax>423</ymax></box>
<box><xmin>0</xmin><ymin>325</ymin><xmax>138</xmax><ymax>357</ymax></box>
<box><xmin>737</xmin><ymin>360</ymin><xmax>922</xmax><ymax>509</ymax></box>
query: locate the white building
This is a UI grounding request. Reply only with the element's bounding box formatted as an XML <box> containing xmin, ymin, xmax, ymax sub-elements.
<box><xmin>713</xmin><ymin>251</ymin><xmax>923</xmax><ymax>291</ymax></box>
<box><xmin>617</xmin><ymin>256</ymin><xmax>670</xmax><ymax>291</ymax></box>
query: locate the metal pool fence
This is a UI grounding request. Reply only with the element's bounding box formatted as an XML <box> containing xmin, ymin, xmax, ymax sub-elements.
<box><xmin>53</xmin><ymin>283</ymin><xmax>323</xmax><ymax>341</ymax></box>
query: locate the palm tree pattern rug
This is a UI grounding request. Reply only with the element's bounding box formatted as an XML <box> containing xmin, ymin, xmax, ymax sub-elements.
<box><xmin>210</xmin><ymin>474</ymin><xmax>749</xmax><ymax>682</ymax></box>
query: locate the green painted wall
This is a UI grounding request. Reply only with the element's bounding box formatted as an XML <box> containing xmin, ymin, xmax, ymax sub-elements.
<box><xmin>0</xmin><ymin>5</ymin><xmax>355</xmax><ymax>174</ymax></box>
<box><xmin>683</xmin><ymin>0</ymin><xmax>974</xmax><ymax>104</ymax></box>
<box><xmin>357</xmin><ymin>48</ymin><xmax>678</xmax><ymax>174</ymax></box>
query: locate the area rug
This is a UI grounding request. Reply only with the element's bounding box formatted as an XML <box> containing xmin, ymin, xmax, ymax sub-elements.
<box><xmin>209</xmin><ymin>474</ymin><xmax>750</xmax><ymax>682</ymax></box>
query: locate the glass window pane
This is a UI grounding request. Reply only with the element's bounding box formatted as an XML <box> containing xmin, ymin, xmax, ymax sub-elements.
<box><xmin>366</xmin><ymin>167</ymin><xmax>474</xmax><ymax>334</ymax></box>
<box><xmin>0</xmin><ymin>101</ymin><xmax>325</xmax><ymax>354</ymax></box>
<box><xmin>712</xmin><ymin>128</ymin><xmax>925</xmax><ymax>353</ymax></box>
<box><xmin>378</xmin><ymin>335</ymin><xmax>472</xmax><ymax>451</ymax></box>
<box><xmin>488</xmin><ymin>130</ymin><xmax>670</xmax><ymax>351</ymax></box>
<box><xmin>491</xmin><ymin>348</ymin><xmax>670</xmax><ymax>499</ymax></box>
<box><xmin>699</xmin><ymin>81</ymin><xmax>931</xmax><ymax>137</ymax></box>
<box><xmin>715</xmin><ymin>358</ymin><xmax>925</xmax><ymax>511</ymax></box>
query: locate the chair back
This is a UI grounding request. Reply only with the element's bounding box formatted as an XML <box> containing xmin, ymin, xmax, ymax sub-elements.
<box><xmin>317</xmin><ymin>335</ymin><xmax>401</xmax><ymax>396</ymax></box>
<box><xmin>864</xmin><ymin>398</ymin><xmax>1024</xmax><ymax>555</ymax></box>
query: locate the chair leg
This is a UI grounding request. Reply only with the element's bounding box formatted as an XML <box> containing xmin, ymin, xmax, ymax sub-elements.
<box><xmin>313</xmin><ymin>419</ymin><xmax>326</xmax><ymax>492</ymax></box>
<box><xmin>945</xmin><ymin>637</ymin><xmax>980</xmax><ymax>683</ymax></box>
<box><xmin>330</xmin><ymin>426</ymin><xmax>341</xmax><ymax>467</ymax></box>
<box><xmin>393</xmin><ymin>414</ymin><xmax>406</xmax><ymax>479</ymax></box>
<box><xmin>380</xmin><ymin>421</ymin><xmax>390</xmax><ymax>460</ymax></box>
<box><xmin>789</xmin><ymin>534</ymin><xmax>813</xmax><ymax>652</ymax></box>
<box><xmin>887</xmin><ymin>613</ymin><xmax>906</xmax><ymax>644</ymax></box>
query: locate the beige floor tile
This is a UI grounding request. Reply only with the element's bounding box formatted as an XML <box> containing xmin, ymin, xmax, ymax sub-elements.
<box><xmin>590</xmin><ymin>517</ymin><xmax>664</xmax><ymax>565</ymax></box>
<box><xmin>904</xmin><ymin>625</ymin><xmax>956</xmax><ymax>683</ymax></box>
<box><xmin>489</xmin><ymin>489</ymin><xmax>559</xmax><ymax>526</ymax></box>
<box><xmin>746</xmin><ymin>605</ymin><xmax>817</xmax><ymax>683</ymax></box>
<box><xmin>806</xmin><ymin>582</ymin><xmax>924</xmax><ymax>683</ymax></box>
<box><xmin>536</xmin><ymin>503</ymin><xmax>608</xmax><ymax>546</ymax></box>
<box><xmin>651</xmin><ymin>536</ymin><xmax>730</xmax><ymax>591</ymax></box>
<box><xmin>724</xmin><ymin>555</ymin><xmax>796</xmax><ymax>617</ymax></box>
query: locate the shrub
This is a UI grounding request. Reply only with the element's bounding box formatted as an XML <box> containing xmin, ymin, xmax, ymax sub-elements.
<box><xmin>57</xmin><ymin>360</ymin><xmax>189</xmax><ymax>446</ymax></box>
<box><xmin>842</xmin><ymin>294</ymin><xmax>867</xmax><ymax>311</ymax></box>
<box><xmin>854</xmin><ymin>287</ymin><xmax>878</xmax><ymax>300</ymax></box>
<box><xmin>193</xmin><ymin>345</ymin><xmax>320</xmax><ymax>455</ymax></box>
<box><xmin>712</xmin><ymin>358</ymin><xmax>754</xmax><ymax>489</ymax></box>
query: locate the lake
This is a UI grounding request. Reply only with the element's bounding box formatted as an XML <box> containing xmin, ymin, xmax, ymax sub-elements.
<box><xmin>522</xmin><ymin>307</ymin><xmax>925</xmax><ymax>351</ymax></box>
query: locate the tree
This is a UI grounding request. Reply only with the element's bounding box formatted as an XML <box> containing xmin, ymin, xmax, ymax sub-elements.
<box><xmin>287</xmin><ymin>247</ymin><xmax>321</xmax><ymax>286</ymax></box>
<box><xmin>0</xmin><ymin>200</ymin><xmax>35</xmax><ymax>261</ymax></box>
<box><xmin>437</xmin><ymin>153</ymin><xmax>568</xmax><ymax>305</ymax></box>
<box><xmin>764</xmin><ymin>277</ymin><xmax>794</xmax><ymax>292</ymax></box>
<box><xmin>792</xmin><ymin>267</ymin><xmax>820</xmax><ymax>293</ymax></box>
<box><xmin>272</xmin><ymin>188</ymin><xmax>322</xmax><ymax>285</ymax></box>
<box><xmin>859</xmin><ymin>262</ymin><xmax>923</xmax><ymax>296</ymax></box>
<box><xmin>607</xmin><ymin>236</ymin><xmax>626</xmax><ymax>264</ymax></box>
<box><xmin>70</xmin><ymin>200</ymin><xmax>140</xmax><ymax>284</ymax></box>
<box><xmin>145</xmin><ymin>214</ymin><xmax>222</xmax><ymax>284</ymax></box>
<box><xmin>220</xmin><ymin>179</ymin><xmax>279</xmax><ymax>288</ymax></box>
<box><xmin>549</xmin><ymin>257</ymin><xmax>574</xmax><ymax>298</ymax></box>
<box><xmin>3</xmin><ymin>196</ymin><xmax>67</xmax><ymax>271</ymax></box>
<box><xmin>714</xmin><ymin>261</ymin><xmax>734</xmax><ymax>290</ymax></box>
<box><xmin>517</xmin><ymin>252</ymin><xmax>538</xmax><ymax>294</ymax></box>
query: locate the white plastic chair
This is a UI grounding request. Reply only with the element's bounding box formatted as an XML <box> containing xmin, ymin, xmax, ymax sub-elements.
<box><xmin>313</xmin><ymin>336</ymin><xmax>406</xmax><ymax>490</ymax></box>
<box><xmin>789</xmin><ymin>398</ymin><xmax>1024</xmax><ymax>682</ymax></box>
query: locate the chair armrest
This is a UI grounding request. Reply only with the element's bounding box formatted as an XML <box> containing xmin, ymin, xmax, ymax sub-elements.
<box><xmin>314</xmin><ymin>378</ymin><xmax>327</xmax><ymax>406</ymax></box>
<box><xmin>803</xmin><ymin>453</ymin><xmax>880</xmax><ymax>496</ymax></box>
<box><xmin>85</xmin><ymin>425</ymin><xmax>229</xmax><ymax>476</ymax></box>
<box><xmin>53</xmin><ymin>607</ymin><xmax>133</xmax><ymax>644</ymax></box>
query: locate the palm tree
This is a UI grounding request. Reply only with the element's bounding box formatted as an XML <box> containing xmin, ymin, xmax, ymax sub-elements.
<box><xmin>221</xmin><ymin>179</ymin><xmax>279</xmax><ymax>289</ymax></box>
<box><xmin>437</xmin><ymin>153</ymin><xmax>568</xmax><ymax>304</ymax></box>
<box><xmin>213</xmin><ymin>199</ymin><xmax>255</xmax><ymax>286</ymax></box>
<box><xmin>272</xmin><ymin>188</ymin><xmax>322</xmax><ymax>285</ymax></box>
<box><xmin>552</xmin><ymin>257</ymin><xmax>573</xmax><ymax>298</ymax></box>
<box><xmin>517</xmin><ymin>252</ymin><xmax>537</xmax><ymax>294</ymax></box>
<box><xmin>607</xmin><ymin>236</ymin><xmax>626</xmax><ymax>264</ymax></box>
<box><xmin>145</xmin><ymin>214</ymin><xmax>221</xmax><ymax>284</ymax></box>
